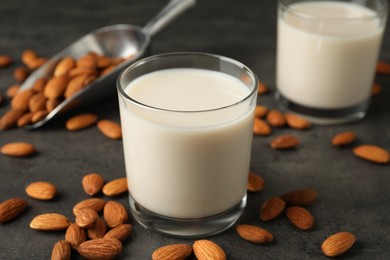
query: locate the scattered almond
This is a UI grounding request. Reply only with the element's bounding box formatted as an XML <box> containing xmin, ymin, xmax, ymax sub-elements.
<box><xmin>103</xmin><ymin>201</ymin><xmax>128</xmax><ymax>228</ymax></box>
<box><xmin>254</xmin><ymin>105</ymin><xmax>268</xmax><ymax>118</ymax></box>
<box><xmin>285</xmin><ymin>113</ymin><xmax>311</xmax><ymax>130</ymax></box>
<box><xmin>27</xmin><ymin>57</ymin><xmax>47</xmax><ymax>70</ymax></box>
<box><xmin>104</xmin><ymin>224</ymin><xmax>132</xmax><ymax>241</ymax></box>
<box><xmin>82</xmin><ymin>173</ymin><xmax>105</xmax><ymax>196</ymax></box>
<box><xmin>332</xmin><ymin>131</ymin><xmax>357</xmax><ymax>147</ymax></box>
<box><xmin>88</xmin><ymin>217</ymin><xmax>107</xmax><ymax>240</ymax></box>
<box><xmin>13</xmin><ymin>66</ymin><xmax>29</xmax><ymax>83</ymax></box>
<box><xmin>285</xmin><ymin>206</ymin><xmax>314</xmax><ymax>230</ymax></box>
<box><xmin>260</xmin><ymin>197</ymin><xmax>286</xmax><ymax>221</ymax></box>
<box><xmin>353</xmin><ymin>144</ymin><xmax>390</xmax><ymax>164</ymax></box>
<box><xmin>321</xmin><ymin>232</ymin><xmax>356</xmax><ymax>257</ymax></box>
<box><xmin>1</xmin><ymin>142</ymin><xmax>36</xmax><ymax>157</ymax></box>
<box><xmin>247</xmin><ymin>172</ymin><xmax>265</xmax><ymax>192</ymax></box>
<box><xmin>75</xmin><ymin>207</ymin><xmax>99</xmax><ymax>228</ymax></box>
<box><xmin>6</xmin><ymin>85</ymin><xmax>20</xmax><ymax>98</ymax></box>
<box><xmin>0</xmin><ymin>55</ymin><xmax>12</xmax><ymax>67</ymax></box>
<box><xmin>21</xmin><ymin>49</ymin><xmax>38</xmax><ymax>66</ymax></box>
<box><xmin>65</xmin><ymin>113</ymin><xmax>98</xmax><ymax>131</ymax></box>
<box><xmin>102</xmin><ymin>177</ymin><xmax>128</xmax><ymax>197</ymax></box>
<box><xmin>152</xmin><ymin>244</ymin><xmax>192</xmax><ymax>260</ymax></box>
<box><xmin>65</xmin><ymin>223</ymin><xmax>87</xmax><ymax>250</ymax></box>
<box><xmin>193</xmin><ymin>240</ymin><xmax>226</xmax><ymax>260</ymax></box>
<box><xmin>376</xmin><ymin>61</ymin><xmax>390</xmax><ymax>75</ymax></box>
<box><xmin>0</xmin><ymin>198</ymin><xmax>28</xmax><ymax>223</ymax></box>
<box><xmin>266</xmin><ymin>109</ymin><xmax>286</xmax><ymax>127</ymax></box>
<box><xmin>253</xmin><ymin>117</ymin><xmax>272</xmax><ymax>136</ymax></box>
<box><xmin>236</xmin><ymin>224</ymin><xmax>273</xmax><ymax>244</ymax></box>
<box><xmin>78</xmin><ymin>238</ymin><xmax>122</xmax><ymax>260</ymax></box>
<box><xmin>0</xmin><ymin>109</ymin><xmax>24</xmax><ymax>130</ymax></box>
<box><xmin>51</xmin><ymin>240</ymin><xmax>71</xmax><ymax>260</ymax></box>
<box><xmin>30</xmin><ymin>213</ymin><xmax>71</xmax><ymax>231</ymax></box>
<box><xmin>97</xmin><ymin>120</ymin><xmax>122</xmax><ymax>139</ymax></box>
<box><xmin>257</xmin><ymin>81</ymin><xmax>268</xmax><ymax>95</ymax></box>
<box><xmin>73</xmin><ymin>198</ymin><xmax>106</xmax><ymax>215</ymax></box>
<box><xmin>25</xmin><ymin>181</ymin><xmax>56</xmax><ymax>200</ymax></box>
<box><xmin>280</xmin><ymin>188</ymin><xmax>317</xmax><ymax>206</ymax></box>
<box><xmin>271</xmin><ymin>134</ymin><xmax>299</xmax><ymax>149</ymax></box>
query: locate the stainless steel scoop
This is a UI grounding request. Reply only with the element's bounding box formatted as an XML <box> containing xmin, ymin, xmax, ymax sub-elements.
<box><xmin>20</xmin><ymin>0</ymin><xmax>196</xmax><ymax>129</ymax></box>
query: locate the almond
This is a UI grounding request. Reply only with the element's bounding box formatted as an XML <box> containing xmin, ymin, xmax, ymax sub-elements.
<box><xmin>54</xmin><ymin>56</ymin><xmax>76</xmax><ymax>76</ymax></box>
<box><xmin>376</xmin><ymin>61</ymin><xmax>390</xmax><ymax>75</ymax></box>
<box><xmin>17</xmin><ymin>112</ymin><xmax>33</xmax><ymax>127</ymax></box>
<box><xmin>371</xmin><ymin>83</ymin><xmax>382</xmax><ymax>96</ymax></box>
<box><xmin>332</xmin><ymin>131</ymin><xmax>357</xmax><ymax>147</ymax></box>
<box><xmin>87</xmin><ymin>217</ymin><xmax>107</xmax><ymax>239</ymax></box>
<box><xmin>44</xmin><ymin>74</ymin><xmax>69</xmax><ymax>99</ymax></box>
<box><xmin>29</xmin><ymin>93</ymin><xmax>47</xmax><ymax>112</ymax></box>
<box><xmin>14</xmin><ymin>66</ymin><xmax>29</xmax><ymax>82</ymax></box>
<box><xmin>21</xmin><ymin>49</ymin><xmax>37</xmax><ymax>65</ymax></box>
<box><xmin>78</xmin><ymin>238</ymin><xmax>122</xmax><ymax>260</ymax></box>
<box><xmin>76</xmin><ymin>53</ymin><xmax>97</xmax><ymax>69</ymax></box>
<box><xmin>247</xmin><ymin>172</ymin><xmax>265</xmax><ymax>192</ymax></box>
<box><xmin>101</xmin><ymin>65</ymin><xmax>117</xmax><ymax>77</ymax></box>
<box><xmin>65</xmin><ymin>113</ymin><xmax>98</xmax><ymax>131</ymax></box>
<box><xmin>321</xmin><ymin>232</ymin><xmax>356</xmax><ymax>257</ymax></box>
<box><xmin>97</xmin><ymin>56</ymin><xmax>114</xmax><ymax>69</ymax></box>
<box><xmin>97</xmin><ymin>120</ymin><xmax>122</xmax><ymax>139</ymax></box>
<box><xmin>73</xmin><ymin>198</ymin><xmax>106</xmax><ymax>215</ymax></box>
<box><xmin>25</xmin><ymin>181</ymin><xmax>56</xmax><ymax>200</ymax></box>
<box><xmin>271</xmin><ymin>134</ymin><xmax>299</xmax><ymax>149</ymax></box>
<box><xmin>266</xmin><ymin>109</ymin><xmax>286</xmax><ymax>127</ymax></box>
<box><xmin>0</xmin><ymin>55</ymin><xmax>12</xmax><ymax>67</ymax></box>
<box><xmin>353</xmin><ymin>144</ymin><xmax>390</xmax><ymax>164</ymax></box>
<box><xmin>193</xmin><ymin>240</ymin><xmax>226</xmax><ymax>260</ymax></box>
<box><xmin>104</xmin><ymin>223</ymin><xmax>132</xmax><ymax>241</ymax></box>
<box><xmin>285</xmin><ymin>113</ymin><xmax>311</xmax><ymax>129</ymax></box>
<box><xmin>280</xmin><ymin>188</ymin><xmax>317</xmax><ymax>206</ymax></box>
<box><xmin>46</xmin><ymin>99</ymin><xmax>61</xmax><ymax>112</ymax></box>
<box><xmin>31</xmin><ymin>110</ymin><xmax>48</xmax><ymax>123</ymax></box>
<box><xmin>152</xmin><ymin>244</ymin><xmax>192</xmax><ymax>260</ymax></box>
<box><xmin>236</xmin><ymin>224</ymin><xmax>273</xmax><ymax>244</ymax></box>
<box><xmin>32</xmin><ymin>78</ymin><xmax>47</xmax><ymax>92</ymax></box>
<box><xmin>11</xmin><ymin>89</ymin><xmax>35</xmax><ymax>111</ymax></box>
<box><xmin>0</xmin><ymin>109</ymin><xmax>24</xmax><ymax>130</ymax></box>
<box><xmin>0</xmin><ymin>198</ymin><xmax>28</xmax><ymax>223</ymax></box>
<box><xmin>1</xmin><ymin>142</ymin><xmax>36</xmax><ymax>157</ymax></box>
<box><xmin>103</xmin><ymin>201</ymin><xmax>128</xmax><ymax>228</ymax></box>
<box><xmin>260</xmin><ymin>197</ymin><xmax>286</xmax><ymax>221</ymax></box>
<box><xmin>51</xmin><ymin>240</ymin><xmax>71</xmax><ymax>260</ymax></box>
<box><xmin>69</xmin><ymin>67</ymin><xmax>97</xmax><ymax>78</ymax></box>
<box><xmin>30</xmin><ymin>213</ymin><xmax>71</xmax><ymax>231</ymax></box>
<box><xmin>285</xmin><ymin>206</ymin><xmax>314</xmax><ymax>230</ymax></box>
<box><xmin>64</xmin><ymin>74</ymin><xmax>96</xmax><ymax>98</ymax></box>
<box><xmin>102</xmin><ymin>177</ymin><xmax>128</xmax><ymax>197</ymax></box>
<box><xmin>75</xmin><ymin>207</ymin><xmax>99</xmax><ymax>228</ymax></box>
<box><xmin>254</xmin><ymin>105</ymin><xmax>268</xmax><ymax>118</ymax></box>
<box><xmin>253</xmin><ymin>117</ymin><xmax>272</xmax><ymax>136</ymax></box>
<box><xmin>82</xmin><ymin>173</ymin><xmax>105</xmax><ymax>196</ymax></box>
<box><xmin>65</xmin><ymin>223</ymin><xmax>87</xmax><ymax>250</ymax></box>
<box><xmin>26</xmin><ymin>57</ymin><xmax>47</xmax><ymax>70</ymax></box>
<box><xmin>6</xmin><ymin>85</ymin><xmax>20</xmax><ymax>98</ymax></box>
<box><xmin>257</xmin><ymin>81</ymin><xmax>268</xmax><ymax>95</ymax></box>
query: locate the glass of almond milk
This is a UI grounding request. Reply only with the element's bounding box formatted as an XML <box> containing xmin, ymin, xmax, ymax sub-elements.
<box><xmin>276</xmin><ymin>0</ymin><xmax>388</xmax><ymax>124</ymax></box>
<box><xmin>117</xmin><ymin>53</ymin><xmax>258</xmax><ymax>238</ymax></box>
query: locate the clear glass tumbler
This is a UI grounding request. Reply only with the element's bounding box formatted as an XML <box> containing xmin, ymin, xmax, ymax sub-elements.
<box><xmin>117</xmin><ymin>52</ymin><xmax>258</xmax><ymax>238</ymax></box>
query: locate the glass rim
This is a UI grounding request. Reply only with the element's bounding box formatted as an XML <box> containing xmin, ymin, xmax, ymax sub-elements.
<box><xmin>279</xmin><ymin>0</ymin><xmax>389</xmax><ymax>21</ymax></box>
<box><xmin>117</xmin><ymin>52</ymin><xmax>258</xmax><ymax>114</ymax></box>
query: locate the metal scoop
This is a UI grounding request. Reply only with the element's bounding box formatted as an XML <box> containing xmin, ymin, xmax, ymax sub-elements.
<box><xmin>20</xmin><ymin>0</ymin><xmax>196</xmax><ymax>129</ymax></box>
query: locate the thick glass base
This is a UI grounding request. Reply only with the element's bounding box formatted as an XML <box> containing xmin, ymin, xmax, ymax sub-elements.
<box><xmin>129</xmin><ymin>193</ymin><xmax>246</xmax><ymax>239</ymax></box>
<box><xmin>276</xmin><ymin>93</ymin><xmax>369</xmax><ymax>125</ymax></box>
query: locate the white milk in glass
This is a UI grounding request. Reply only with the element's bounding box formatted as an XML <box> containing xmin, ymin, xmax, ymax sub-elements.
<box><xmin>277</xmin><ymin>1</ymin><xmax>385</xmax><ymax>109</ymax></box>
<box><xmin>120</xmin><ymin>68</ymin><xmax>254</xmax><ymax>219</ymax></box>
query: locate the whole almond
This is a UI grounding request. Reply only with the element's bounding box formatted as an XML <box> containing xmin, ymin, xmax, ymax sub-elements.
<box><xmin>1</xmin><ymin>142</ymin><xmax>36</xmax><ymax>157</ymax></box>
<box><xmin>247</xmin><ymin>172</ymin><xmax>265</xmax><ymax>192</ymax></box>
<box><xmin>152</xmin><ymin>244</ymin><xmax>192</xmax><ymax>260</ymax></box>
<box><xmin>11</xmin><ymin>89</ymin><xmax>35</xmax><ymax>111</ymax></box>
<box><xmin>30</xmin><ymin>213</ymin><xmax>70</xmax><ymax>231</ymax></box>
<box><xmin>0</xmin><ymin>109</ymin><xmax>24</xmax><ymax>130</ymax></box>
<box><xmin>353</xmin><ymin>144</ymin><xmax>390</xmax><ymax>164</ymax></box>
<box><xmin>46</xmin><ymin>99</ymin><xmax>61</xmax><ymax>112</ymax></box>
<box><xmin>104</xmin><ymin>223</ymin><xmax>132</xmax><ymax>241</ymax></box>
<box><xmin>73</xmin><ymin>198</ymin><xmax>106</xmax><ymax>215</ymax></box>
<box><xmin>321</xmin><ymin>232</ymin><xmax>356</xmax><ymax>257</ymax></box>
<box><xmin>44</xmin><ymin>75</ymin><xmax>69</xmax><ymax>99</ymax></box>
<box><xmin>51</xmin><ymin>240</ymin><xmax>71</xmax><ymax>260</ymax></box>
<box><xmin>260</xmin><ymin>197</ymin><xmax>286</xmax><ymax>221</ymax></box>
<box><xmin>21</xmin><ymin>49</ymin><xmax>37</xmax><ymax>65</ymax></box>
<box><xmin>193</xmin><ymin>240</ymin><xmax>226</xmax><ymax>260</ymax></box>
<box><xmin>7</xmin><ymin>85</ymin><xmax>20</xmax><ymax>98</ymax></box>
<box><xmin>236</xmin><ymin>224</ymin><xmax>273</xmax><ymax>244</ymax></box>
<box><xmin>257</xmin><ymin>81</ymin><xmax>268</xmax><ymax>95</ymax></box>
<box><xmin>25</xmin><ymin>181</ymin><xmax>56</xmax><ymax>200</ymax></box>
<box><xmin>54</xmin><ymin>57</ymin><xmax>76</xmax><ymax>76</ymax></box>
<box><xmin>76</xmin><ymin>53</ymin><xmax>97</xmax><ymax>69</ymax></box>
<box><xmin>102</xmin><ymin>177</ymin><xmax>128</xmax><ymax>197</ymax></box>
<box><xmin>69</xmin><ymin>67</ymin><xmax>97</xmax><ymax>78</ymax></box>
<box><xmin>101</xmin><ymin>65</ymin><xmax>117</xmax><ymax>77</ymax></box>
<box><xmin>97</xmin><ymin>120</ymin><xmax>122</xmax><ymax>140</ymax></box>
<box><xmin>65</xmin><ymin>74</ymin><xmax>96</xmax><ymax>98</ymax></box>
<box><xmin>31</xmin><ymin>110</ymin><xmax>48</xmax><ymax>123</ymax></box>
<box><xmin>14</xmin><ymin>66</ymin><xmax>29</xmax><ymax>83</ymax></box>
<box><xmin>271</xmin><ymin>134</ymin><xmax>299</xmax><ymax>149</ymax></box>
<box><xmin>97</xmin><ymin>56</ymin><xmax>114</xmax><ymax>69</ymax></box>
<box><xmin>32</xmin><ymin>78</ymin><xmax>47</xmax><ymax>92</ymax></box>
<box><xmin>78</xmin><ymin>238</ymin><xmax>122</xmax><ymax>260</ymax></box>
<box><xmin>75</xmin><ymin>207</ymin><xmax>99</xmax><ymax>228</ymax></box>
<box><xmin>65</xmin><ymin>113</ymin><xmax>98</xmax><ymax>131</ymax></box>
<box><xmin>0</xmin><ymin>55</ymin><xmax>12</xmax><ymax>67</ymax></box>
<box><xmin>253</xmin><ymin>117</ymin><xmax>272</xmax><ymax>136</ymax></box>
<box><xmin>88</xmin><ymin>217</ymin><xmax>107</xmax><ymax>239</ymax></box>
<box><xmin>255</xmin><ymin>105</ymin><xmax>268</xmax><ymax>118</ymax></box>
<box><xmin>0</xmin><ymin>198</ymin><xmax>28</xmax><ymax>223</ymax></box>
<box><xmin>266</xmin><ymin>109</ymin><xmax>286</xmax><ymax>127</ymax></box>
<box><xmin>65</xmin><ymin>223</ymin><xmax>87</xmax><ymax>250</ymax></box>
<box><xmin>285</xmin><ymin>206</ymin><xmax>314</xmax><ymax>230</ymax></box>
<box><xmin>29</xmin><ymin>93</ymin><xmax>47</xmax><ymax>112</ymax></box>
<box><xmin>82</xmin><ymin>173</ymin><xmax>105</xmax><ymax>196</ymax></box>
<box><xmin>26</xmin><ymin>57</ymin><xmax>47</xmax><ymax>70</ymax></box>
<box><xmin>332</xmin><ymin>131</ymin><xmax>357</xmax><ymax>147</ymax></box>
<box><xmin>17</xmin><ymin>112</ymin><xmax>33</xmax><ymax>127</ymax></box>
<box><xmin>285</xmin><ymin>113</ymin><xmax>311</xmax><ymax>130</ymax></box>
<box><xmin>280</xmin><ymin>188</ymin><xmax>317</xmax><ymax>206</ymax></box>
<box><xmin>103</xmin><ymin>201</ymin><xmax>128</xmax><ymax>228</ymax></box>
<box><xmin>376</xmin><ymin>61</ymin><xmax>390</xmax><ymax>75</ymax></box>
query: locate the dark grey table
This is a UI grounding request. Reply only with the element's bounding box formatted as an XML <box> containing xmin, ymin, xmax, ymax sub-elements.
<box><xmin>1</xmin><ymin>0</ymin><xmax>389</xmax><ymax>259</ymax></box>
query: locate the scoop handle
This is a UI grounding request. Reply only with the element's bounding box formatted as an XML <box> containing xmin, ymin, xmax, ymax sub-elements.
<box><xmin>143</xmin><ymin>0</ymin><xmax>196</xmax><ymax>37</ymax></box>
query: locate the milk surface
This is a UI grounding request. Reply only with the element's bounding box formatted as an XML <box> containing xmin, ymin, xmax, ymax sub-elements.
<box><xmin>120</xmin><ymin>68</ymin><xmax>255</xmax><ymax>218</ymax></box>
<box><xmin>277</xmin><ymin>1</ymin><xmax>385</xmax><ymax>109</ymax></box>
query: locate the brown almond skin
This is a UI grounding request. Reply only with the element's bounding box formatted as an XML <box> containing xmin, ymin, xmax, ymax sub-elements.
<box><xmin>104</xmin><ymin>201</ymin><xmax>128</xmax><ymax>228</ymax></box>
<box><xmin>104</xmin><ymin>223</ymin><xmax>132</xmax><ymax>241</ymax></box>
<box><xmin>0</xmin><ymin>109</ymin><xmax>25</xmax><ymax>130</ymax></box>
<box><xmin>285</xmin><ymin>113</ymin><xmax>311</xmax><ymax>130</ymax></box>
<box><xmin>65</xmin><ymin>223</ymin><xmax>87</xmax><ymax>250</ymax></box>
<box><xmin>236</xmin><ymin>224</ymin><xmax>273</xmax><ymax>244</ymax></box>
<box><xmin>75</xmin><ymin>207</ymin><xmax>99</xmax><ymax>228</ymax></box>
<box><xmin>17</xmin><ymin>113</ymin><xmax>33</xmax><ymax>127</ymax></box>
<box><xmin>64</xmin><ymin>74</ymin><xmax>96</xmax><ymax>99</ymax></box>
<box><xmin>247</xmin><ymin>172</ymin><xmax>265</xmax><ymax>192</ymax></box>
<box><xmin>271</xmin><ymin>134</ymin><xmax>299</xmax><ymax>149</ymax></box>
<box><xmin>65</xmin><ymin>113</ymin><xmax>98</xmax><ymax>131</ymax></box>
<box><xmin>152</xmin><ymin>244</ymin><xmax>192</xmax><ymax>260</ymax></box>
<box><xmin>266</xmin><ymin>109</ymin><xmax>286</xmax><ymax>127</ymax></box>
<box><xmin>30</xmin><ymin>213</ymin><xmax>71</xmax><ymax>231</ymax></box>
<box><xmin>29</xmin><ymin>93</ymin><xmax>47</xmax><ymax>112</ymax></box>
<box><xmin>21</xmin><ymin>49</ymin><xmax>37</xmax><ymax>65</ymax></box>
<box><xmin>97</xmin><ymin>120</ymin><xmax>122</xmax><ymax>139</ymax></box>
<box><xmin>54</xmin><ymin>56</ymin><xmax>76</xmax><ymax>76</ymax></box>
<box><xmin>69</xmin><ymin>67</ymin><xmax>97</xmax><ymax>78</ymax></box>
<box><xmin>13</xmin><ymin>66</ymin><xmax>29</xmax><ymax>83</ymax></box>
<box><xmin>257</xmin><ymin>81</ymin><xmax>268</xmax><ymax>95</ymax></box>
<box><xmin>376</xmin><ymin>61</ymin><xmax>390</xmax><ymax>75</ymax></box>
<box><xmin>44</xmin><ymin>75</ymin><xmax>70</xmax><ymax>99</ymax></box>
<box><xmin>32</xmin><ymin>78</ymin><xmax>47</xmax><ymax>92</ymax></box>
<box><xmin>0</xmin><ymin>55</ymin><xmax>12</xmax><ymax>67</ymax></box>
<box><xmin>102</xmin><ymin>177</ymin><xmax>128</xmax><ymax>197</ymax></box>
<box><xmin>260</xmin><ymin>197</ymin><xmax>286</xmax><ymax>221</ymax></box>
<box><xmin>6</xmin><ymin>85</ymin><xmax>20</xmax><ymax>98</ymax></box>
<box><xmin>51</xmin><ymin>240</ymin><xmax>71</xmax><ymax>260</ymax></box>
<box><xmin>25</xmin><ymin>181</ymin><xmax>56</xmax><ymax>200</ymax></box>
<box><xmin>11</xmin><ymin>89</ymin><xmax>35</xmax><ymax>112</ymax></box>
<box><xmin>253</xmin><ymin>117</ymin><xmax>272</xmax><ymax>136</ymax></box>
<box><xmin>31</xmin><ymin>110</ymin><xmax>48</xmax><ymax>123</ymax></box>
<box><xmin>46</xmin><ymin>98</ymin><xmax>61</xmax><ymax>112</ymax></box>
<box><xmin>87</xmin><ymin>217</ymin><xmax>107</xmax><ymax>240</ymax></box>
<box><xmin>76</xmin><ymin>53</ymin><xmax>98</xmax><ymax>69</ymax></box>
<box><xmin>193</xmin><ymin>240</ymin><xmax>226</xmax><ymax>260</ymax></box>
<box><xmin>0</xmin><ymin>198</ymin><xmax>28</xmax><ymax>223</ymax></box>
<box><xmin>1</xmin><ymin>142</ymin><xmax>36</xmax><ymax>157</ymax></box>
<box><xmin>82</xmin><ymin>173</ymin><xmax>105</xmax><ymax>196</ymax></box>
<box><xmin>73</xmin><ymin>198</ymin><xmax>106</xmax><ymax>215</ymax></box>
<box><xmin>255</xmin><ymin>105</ymin><xmax>268</xmax><ymax>118</ymax></box>
<box><xmin>332</xmin><ymin>131</ymin><xmax>357</xmax><ymax>147</ymax></box>
<box><xmin>322</xmin><ymin>232</ymin><xmax>356</xmax><ymax>257</ymax></box>
<box><xmin>78</xmin><ymin>238</ymin><xmax>122</xmax><ymax>260</ymax></box>
<box><xmin>353</xmin><ymin>144</ymin><xmax>390</xmax><ymax>164</ymax></box>
<box><xmin>26</xmin><ymin>57</ymin><xmax>47</xmax><ymax>70</ymax></box>
<box><xmin>280</xmin><ymin>188</ymin><xmax>317</xmax><ymax>206</ymax></box>
<box><xmin>286</xmin><ymin>206</ymin><xmax>314</xmax><ymax>230</ymax></box>
<box><xmin>96</xmin><ymin>56</ymin><xmax>114</xmax><ymax>69</ymax></box>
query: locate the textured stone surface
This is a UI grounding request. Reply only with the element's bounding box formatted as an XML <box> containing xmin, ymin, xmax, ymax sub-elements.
<box><xmin>0</xmin><ymin>0</ymin><xmax>390</xmax><ymax>259</ymax></box>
